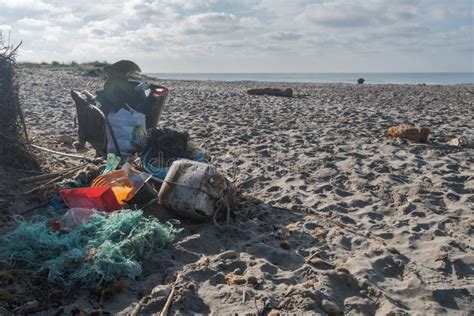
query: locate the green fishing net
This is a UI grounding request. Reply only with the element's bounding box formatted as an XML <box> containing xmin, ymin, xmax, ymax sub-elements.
<box><xmin>0</xmin><ymin>210</ymin><xmax>181</xmax><ymax>291</ymax></box>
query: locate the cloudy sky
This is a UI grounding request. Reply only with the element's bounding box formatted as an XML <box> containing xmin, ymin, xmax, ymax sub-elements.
<box><xmin>0</xmin><ymin>0</ymin><xmax>472</xmax><ymax>72</ymax></box>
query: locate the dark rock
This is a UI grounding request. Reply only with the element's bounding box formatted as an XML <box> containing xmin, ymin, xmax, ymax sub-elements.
<box><xmin>357</xmin><ymin>78</ymin><xmax>365</xmax><ymax>84</ymax></box>
<box><xmin>209</xmin><ymin>272</ymin><xmax>226</xmax><ymax>285</ymax></box>
<box><xmin>218</xmin><ymin>250</ymin><xmax>238</xmax><ymax>260</ymax></box>
<box><xmin>58</xmin><ymin>135</ymin><xmax>75</xmax><ymax>145</ymax></box>
<box><xmin>322</xmin><ymin>299</ymin><xmax>342</xmax><ymax>315</ymax></box>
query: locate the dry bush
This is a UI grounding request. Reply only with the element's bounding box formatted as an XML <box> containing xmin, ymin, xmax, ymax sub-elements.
<box><xmin>0</xmin><ymin>33</ymin><xmax>38</xmax><ymax>168</ymax></box>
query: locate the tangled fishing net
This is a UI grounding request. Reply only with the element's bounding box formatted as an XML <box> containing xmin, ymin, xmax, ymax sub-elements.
<box><xmin>145</xmin><ymin>127</ymin><xmax>190</xmax><ymax>163</ymax></box>
<box><xmin>143</xmin><ymin>128</ymin><xmax>208</xmax><ymax>179</ymax></box>
<box><xmin>0</xmin><ymin>210</ymin><xmax>181</xmax><ymax>291</ymax></box>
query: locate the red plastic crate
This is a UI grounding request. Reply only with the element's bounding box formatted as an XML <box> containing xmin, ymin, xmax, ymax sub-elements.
<box><xmin>60</xmin><ymin>186</ymin><xmax>122</xmax><ymax>212</ymax></box>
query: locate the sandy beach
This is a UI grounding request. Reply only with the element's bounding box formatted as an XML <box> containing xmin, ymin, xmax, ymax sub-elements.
<box><xmin>3</xmin><ymin>65</ymin><xmax>473</xmax><ymax>314</ymax></box>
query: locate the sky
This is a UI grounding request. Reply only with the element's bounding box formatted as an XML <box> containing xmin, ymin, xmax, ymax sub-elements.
<box><xmin>0</xmin><ymin>0</ymin><xmax>472</xmax><ymax>73</ymax></box>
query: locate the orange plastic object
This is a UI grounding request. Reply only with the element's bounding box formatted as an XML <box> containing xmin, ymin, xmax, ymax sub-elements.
<box><xmin>91</xmin><ymin>170</ymin><xmax>133</xmax><ymax>204</ymax></box>
<box><xmin>60</xmin><ymin>187</ymin><xmax>122</xmax><ymax>212</ymax></box>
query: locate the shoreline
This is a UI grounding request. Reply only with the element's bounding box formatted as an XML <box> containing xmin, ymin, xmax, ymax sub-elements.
<box><xmin>145</xmin><ymin>72</ymin><xmax>474</xmax><ymax>86</ymax></box>
<box><xmin>153</xmin><ymin>78</ymin><xmax>474</xmax><ymax>86</ymax></box>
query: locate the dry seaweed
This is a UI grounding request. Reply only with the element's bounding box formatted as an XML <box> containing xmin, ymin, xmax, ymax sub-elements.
<box><xmin>144</xmin><ymin>127</ymin><xmax>190</xmax><ymax>163</ymax></box>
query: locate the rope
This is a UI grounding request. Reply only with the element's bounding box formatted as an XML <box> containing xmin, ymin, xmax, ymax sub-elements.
<box><xmin>0</xmin><ymin>210</ymin><xmax>181</xmax><ymax>292</ymax></box>
<box><xmin>211</xmin><ymin>180</ymin><xmax>233</xmax><ymax>229</ymax></box>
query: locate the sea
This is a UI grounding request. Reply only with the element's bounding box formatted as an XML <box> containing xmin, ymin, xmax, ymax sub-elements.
<box><xmin>147</xmin><ymin>73</ymin><xmax>474</xmax><ymax>85</ymax></box>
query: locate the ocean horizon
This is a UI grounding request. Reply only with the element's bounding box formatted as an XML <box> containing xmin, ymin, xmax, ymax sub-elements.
<box><xmin>147</xmin><ymin>72</ymin><xmax>474</xmax><ymax>85</ymax></box>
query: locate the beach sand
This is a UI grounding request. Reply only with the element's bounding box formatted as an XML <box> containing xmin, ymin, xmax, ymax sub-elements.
<box><xmin>6</xmin><ymin>65</ymin><xmax>474</xmax><ymax>314</ymax></box>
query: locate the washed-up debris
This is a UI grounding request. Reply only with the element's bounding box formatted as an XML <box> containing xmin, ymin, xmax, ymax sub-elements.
<box><xmin>106</xmin><ymin>106</ymin><xmax>146</xmax><ymax>154</ymax></box>
<box><xmin>71</xmin><ymin>60</ymin><xmax>169</xmax><ymax>157</ymax></box>
<box><xmin>387</xmin><ymin>124</ymin><xmax>430</xmax><ymax>142</ymax></box>
<box><xmin>69</xmin><ymin>60</ymin><xmax>170</xmax><ymax>163</ymax></box>
<box><xmin>0</xmin><ymin>210</ymin><xmax>181</xmax><ymax>293</ymax></box>
<box><xmin>71</xmin><ymin>90</ymin><xmax>107</xmax><ymax>155</ymax></box>
<box><xmin>61</xmin><ymin>164</ymin><xmax>101</xmax><ymax>189</ymax></box>
<box><xmin>90</xmin><ymin>163</ymin><xmax>152</xmax><ymax>205</ymax></box>
<box><xmin>145</xmin><ymin>127</ymin><xmax>190</xmax><ymax>163</ymax></box>
<box><xmin>32</xmin><ymin>143</ymin><xmax>100</xmax><ymax>163</ymax></box>
<box><xmin>158</xmin><ymin>160</ymin><xmax>236</xmax><ymax>221</ymax></box>
<box><xmin>60</xmin><ymin>186</ymin><xmax>122</xmax><ymax>212</ymax></box>
<box><xmin>103</xmin><ymin>153</ymin><xmax>121</xmax><ymax>174</ymax></box>
<box><xmin>3</xmin><ymin>57</ymin><xmax>244</xmax><ymax>313</ymax></box>
<box><xmin>22</xmin><ymin>163</ymin><xmax>92</xmax><ymax>199</ymax></box>
<box><xmin>143</xmin><ymin>128</ymin><xmax>206</xmax><ymax>181</ymax></box>
<box><xmin>97</xmin><ymin>60</ymin><xmax>142</xmax><ymax>113</ymax></box>
<box><xmin>54</xmin><ymin>207</ymin><xmax>100</xmax><ymax>232</ymax></box>
<box><xmin>247</xmin><ymin>87</ymin><xmax>293</xmax><ymax>98</ymax></box>
<box><xmin>447</xmin><ymin>137</ymin><xmax>472</xmax><ymax>148</ymax></box>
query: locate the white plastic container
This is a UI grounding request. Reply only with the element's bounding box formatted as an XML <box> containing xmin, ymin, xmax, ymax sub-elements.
<box><xmin>158</xmin><ymin>160</ymin><xmax>232</xmax><ymax>220</ymax></box>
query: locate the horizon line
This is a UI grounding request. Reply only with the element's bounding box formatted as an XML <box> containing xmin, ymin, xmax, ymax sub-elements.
<box><xmin>146</xmin><ymin>71</ymin><xmax>474</xmax><ymax>74</ymax></box>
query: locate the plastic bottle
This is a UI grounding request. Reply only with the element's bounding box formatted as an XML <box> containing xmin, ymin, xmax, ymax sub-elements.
<box><xmin>56</xmin><ymin>208</ymin><xmax>98</xmax><ymax>232</ymax></box>
<box><xmin>102</xmin><ymin>153</ymin><xmax>121</xmax><ymax>174</ymax></box>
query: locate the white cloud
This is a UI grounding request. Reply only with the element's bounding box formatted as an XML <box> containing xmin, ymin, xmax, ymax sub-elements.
<box><xmin>79</xmin><ymin>19</ymin><xmax>121</xmax><ymax>36</ymax></box>
<box><xmin>54</xmin><ymin>13</ymin><xmax>82</xmax><ymax>24</ymax></box>
<box><xmin>164</xmin><ymin>0</ymin><xmax>217</xmax><ymax>10</ymax></box>
<box><xmin>0</xmin><ymin>0</ymin><xmax>471</xmax><ymax>72</ymax></box>
<box><xmin>18</xmin><ymin>17</ymin><xmax>51</xmax><ymax>27</ymax></box>
<box><xmin>178</xmin><ymin>12</ymin><xmax>258</xmax><ymax>35</ymax></box>
<box><xmin>1</xmin><ymin>0</ymin><xmax>59</xmax><ymax>12</ymax></box>
<box><xmin>267</xmin><ymin>31</ymin><xmax>303</xmax><ymax>41</ymax></box>
<box><xmin>301</xmin><ymin>0</ymin><xmax>418</xmax><ymax>28</ymax></box>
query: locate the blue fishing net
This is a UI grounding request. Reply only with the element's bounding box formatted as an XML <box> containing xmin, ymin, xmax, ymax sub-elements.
<box><xmin>0</xmin><ymin>210</ymin><xmax>181</xmax><ymax>291</ymax></box>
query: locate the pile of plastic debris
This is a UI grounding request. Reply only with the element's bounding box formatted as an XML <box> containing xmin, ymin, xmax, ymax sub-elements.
<box><xmin>4</xmin><ymin>59</ymin><xmax>236</xmax><ymax>313</ymax></box>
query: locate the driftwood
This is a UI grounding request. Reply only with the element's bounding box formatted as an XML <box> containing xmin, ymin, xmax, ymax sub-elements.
<box><xmin>31</xmin><ymin>144</ymin><xmax>99</xmax><ymax>163</ymax></box>
<box><xmin>160</xmin><ymin>286</ymin><xmax>176</xmax><ymax>316</ymax></box>
<box><xmin>247</xmin><ymin>88</ymin><xmax>293</xmax><ymax>98</ymax></box>
<box><xmin>130</xmin><ymin>296</ymin><xmax>149</xmax><ymax>316</ymax></box>
<box><xmin>19</xmin><ymin>172</ymin><xmax>61</xmax><ymax>184</ymax></box>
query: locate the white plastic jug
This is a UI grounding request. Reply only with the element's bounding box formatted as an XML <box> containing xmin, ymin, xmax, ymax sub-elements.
<box><xmin>158</xmin><ymin>160</ymin><xmax>232</xmax><ymax>220</ymax></box>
